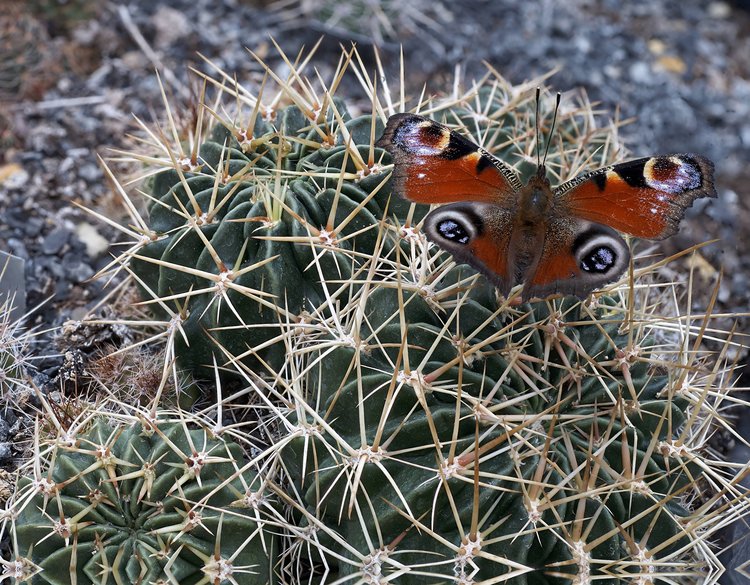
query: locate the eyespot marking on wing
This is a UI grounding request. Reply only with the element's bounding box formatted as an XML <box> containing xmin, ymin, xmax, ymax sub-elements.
<box><xmin>392</xmin><ymin>118</ymin><xmax>450</xmax><ymax>155</ymax></box>
<box><xmin>573</xmin><ymin>231</ymin><xmax>623</xmax><ymax>276</ymax></box>
<box><xmin>425</xmin><ymin>205</ymin><xmax>484</xmax><ymax>247</ymax></box>
<box><xmin>580</xmin><ymin>246</ymin><xmax>617</xmax><ymax>273</ymax></box>
<box><xmin>437</xmin><ymin>219</ymin><xmax>471</xmax><ymax>244</ymax></box>
<box><xmin>643</xmin><ymin>156</ymin><xmax>702</xmax><ymax>193</ymax></box>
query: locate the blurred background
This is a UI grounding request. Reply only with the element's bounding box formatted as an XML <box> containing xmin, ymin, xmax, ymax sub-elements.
<box><xmin>0</xmin><ymin>0</ymin><xmax>748</xmax><ymax>580</ymax></box>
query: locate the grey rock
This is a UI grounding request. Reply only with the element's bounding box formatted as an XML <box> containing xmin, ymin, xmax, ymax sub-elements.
<box><xmin>23</xmin><ymin>217</ymin><xmax>44</xmax><ymax>238</ymax></box>
<box><xmin>6</xmin><ymin>238</ymin><xmax>29</xmax><ymax>261</ymax></box>
<box><xmin>63</xmin><ymin>259</ymin><xmax>95</xmax><ymax>284</ymax></box>
<box><xmin>41</xmin><ymin>227</ymin><xmax>70</xmax><ymax>256</ymax></box>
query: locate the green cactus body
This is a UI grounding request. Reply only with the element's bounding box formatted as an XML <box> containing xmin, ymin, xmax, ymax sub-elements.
<box><xmin>134</xmin><ymin>103</ymin><xmax>418</xmax><ymax>376</ymax></box>
<box><xmin>104</xmin><ymin>49</ymin><xmax>739</xmax><ymax>583</ymax></box>
<box><xmin>281</xmin><ymin>268</ymin><xmax>697</xmax><ymax>583</ymax></box>
<box><xmin>14</xmin><ymin>417</ymin><xmax>275</xmax><ymax>584</ymax></box>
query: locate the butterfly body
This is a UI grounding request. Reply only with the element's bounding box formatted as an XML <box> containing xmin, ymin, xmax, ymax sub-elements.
<box><xmin>377</xmin><ymin>113</ymin><xmax>716</xmax><ymax>300</ymax></box>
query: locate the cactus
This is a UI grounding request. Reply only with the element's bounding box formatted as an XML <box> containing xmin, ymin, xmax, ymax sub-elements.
<box><xmin>11</xmin><ymin>414</ymin><xmax>276</xmax><ymax>585</ymax></box>
<box><xmin>83</xmin><ymin>44</ymin><xmax>749</xmax><ymax>585</ymax></box>
<box><xmin>0</xmin><ymin>297</ymin><xmax>32</xmax><ymax>406</ymax></box>
<box><xmin>279</xmin><ymin>261</ymin><xmax>705</xmax><ymax>582</ymax></box>
<box><xmin>130</xmin><ymin>94</ymin><xmax>414</xmax><ymax>376</ymax></box>
<box><xmin>119</xmin><ymin>49</ymin><xmax>617</xmax><ymax>381</ymax></box>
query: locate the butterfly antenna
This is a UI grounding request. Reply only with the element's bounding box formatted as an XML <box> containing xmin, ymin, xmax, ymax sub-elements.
<box><xmin>534</xmin><ymin>87</ymin><xmax>541</xmax><ymax>169</ymax></box>
<box><xmin>541</xmin><ymin>92</ymin><xmax>562</xmax><ymax>169</ymax></box>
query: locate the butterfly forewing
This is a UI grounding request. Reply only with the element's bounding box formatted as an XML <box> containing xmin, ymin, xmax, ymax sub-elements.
<box><xmin>555</xmin><ymin>155</ymin><xmax>716</xmax><ymax>240</ymax></box>
<box><xmin>377</xmin><ymin>113</ymin><xmax>521</xmax><ymax>205</ymax></box>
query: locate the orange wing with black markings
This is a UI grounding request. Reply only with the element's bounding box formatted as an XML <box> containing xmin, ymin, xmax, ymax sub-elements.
<box><xmin>522</xmin><ymin>218</ymin><xmax>630</xmax><ymax>300</ymax></box>
<box><xmin>420</xmin><ymin>202</ymin><xmax>515</xmax><ymax>296</ymax></box>
<box><xmin>555</xmin><ymin>155</ymin><xmax>717</xmax><ymax>240</ymax></box>
<box><xmin>377</xmin><ymin>110</ymin><xmax>717</xmax><ymax>302</ymax></box>
<box><xmin>376</xmin><ymin>113</ymin><xmax>522</xmax><ymax>205</ymax></box>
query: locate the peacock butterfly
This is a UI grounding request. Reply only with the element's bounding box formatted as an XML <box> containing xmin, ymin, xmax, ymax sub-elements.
<box><xmin>376</xmin><ymin>98</ymin><xmax>716</xmax><ymax>301</ymax></box>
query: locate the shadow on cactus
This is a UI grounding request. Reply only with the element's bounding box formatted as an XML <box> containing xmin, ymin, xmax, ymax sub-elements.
<box><xmin>11</xmin><ymin>415</ymin><xmax>276</xmax><ymax>584</ymax></box>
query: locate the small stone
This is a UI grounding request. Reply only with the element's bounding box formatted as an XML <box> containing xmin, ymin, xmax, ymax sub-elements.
<box><xmin>0</xmin><ymin>443</ymin><xmax>12</xmax><ymax>463</ymax></box>
<box><xmin>647</xmin><ymin>39</ymin><xmax>666</xmax><ymax>55</ymax></box>
<box><xmin>153</xmin><ymin>6</ymin><xmax>191</xmax><ymax>48</ymax></box>
<box><xmin>708</xmin><ymin>2</ymin><xmax>731</xmax><ymax>18</ymax></box>
<box><xmin>76</xmin><ymin>222</ymin><xmax>109</xmax><ymax>258</ymax></box>
<box><xmin>628</xmin><ymin>61</ymin><xmax>653</xmax><ymax>84</ymax></box>
<box><xmin>604</xmin><ymin>65</ymin><xmax>621</xmax><ymax>79</ymax></box>
<box><xmin>78</xmin><ymin>162</ymin><xmax>102</xmax><ymax>183</ymax></box>
<box><xmin>7</xmin><ymin>238</ymin><xmax>28</xmax><ymax>261</ymax></box>
<box><xmin>42</xmin><ymin>227</ymin><xmax>70</xmax><ymax>255</ymax></box>
<box><xmin>656</xmin><ymin>55</ymin><xmax>687</xmax><ymax>75</ymax></box>
<box><xmin>23</xmin><ymin>217</ymin><xmax>44</xmax><ymax>238</ymax></box>
<box><xmin>0</xmin><ymin>163</ymin><xmax>25</xmax><ymax>186</ymax></box>
<box><xmin>64</xmin><ymin>259</ymin><xmax>95</xmax><ymax>284</ymax></box>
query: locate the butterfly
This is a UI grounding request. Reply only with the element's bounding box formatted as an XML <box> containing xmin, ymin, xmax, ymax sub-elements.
<box><xmin>376</xmin><ymin>108</ymin><xmax>716</xmax><ymax>301</ymax></box>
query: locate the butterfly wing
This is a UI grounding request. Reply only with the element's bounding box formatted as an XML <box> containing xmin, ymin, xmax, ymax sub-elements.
<box><xmin>555</xmin><ymin>155</ymin><xmax>716</xmax><ymax>239</ymax></box>
<box><xmin>378</xmin><ymin>113</ymin><xmax>524</xmax><ymax>294</ymax></box>
<box><xmin>377</xmin><ymin>113</ymin><xmax>522</xmax><ymax>205</ymax></box>
<box><xmin>422</xmin><ymin>202</ymin><xmax>515</xmax><ymax>296</ymax></box>
<box><xmin>523</xmin><ymin>218</ymin><xmax>631</xmax><ymax>300</ymax></box>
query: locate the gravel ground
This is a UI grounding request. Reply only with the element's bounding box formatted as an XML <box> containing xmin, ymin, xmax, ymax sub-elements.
<box><xmin>1</xmin><ymin>0</ymin><xmax>749</xmax><ymax>580</ymax></box>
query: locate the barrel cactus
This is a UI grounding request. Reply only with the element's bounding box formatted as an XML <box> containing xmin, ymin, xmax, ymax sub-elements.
<box><xmin>10</xmin><ymin>414</ymin><xmax>276</xmax><ymax>584</ymax></box>
<box><xmin>279</xmin><ymin>264</ymin><xmax>703</xmax><ymax>583</ymax></box>
<box><xmin>132</xmin><ymin>95</ymin><xmax>420</xmax><ymax>376</ymax></box>
<box><xmin>126</xmin><ymin>57</ymin><xmax>615</xmax><ymax>381</ymax></box>
<box><xmin>89</xmin><ymin>45</ymin><xmax>747</xmax><ymax>585</ymax></box>
<box><xmin>0</xmin><ymin>298</ymin><xmax>31</xmax><ymax>405</ymax></box>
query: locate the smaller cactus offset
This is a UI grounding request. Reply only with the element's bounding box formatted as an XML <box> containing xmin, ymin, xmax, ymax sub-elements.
<box><xmin>0</xmin><ymin>299</ymin><xmax>32</xmax><ymax>406</ymax></box>
<box><xmin>11</xmin><ymin>414</ymin><xmax>277</xmax><ymax>585</ymax></box>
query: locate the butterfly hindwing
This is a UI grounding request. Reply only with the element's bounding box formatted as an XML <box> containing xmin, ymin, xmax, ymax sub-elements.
<box><xmin>423</xmin><ymin>202</ymin><xmax>515</xmax><ymax>296</ymax></box>
<box><xmin>555</xmin><ymin>155</ymin><xmax>716</xmax><ymax>239</ymax></box>
<box><xmin>377</xmin><ymin>113</ymin><xmax>521</xmax><ymax>205</ymax></box>
<box><xmin>524</xmin><ymin>218</ymin><xmax>631</xmax><ymax>299</ymax></box>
